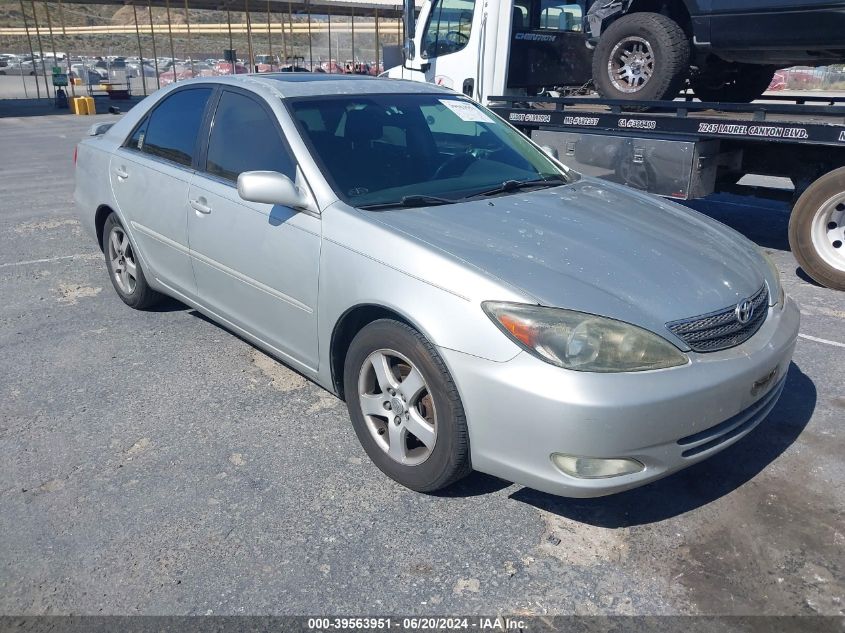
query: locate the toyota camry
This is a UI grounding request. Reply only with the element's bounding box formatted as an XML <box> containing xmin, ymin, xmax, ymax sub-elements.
<box><xmin>73</xmin><ymin>74</ymin><xmax>800</xmax><ymax>497</ymax></box>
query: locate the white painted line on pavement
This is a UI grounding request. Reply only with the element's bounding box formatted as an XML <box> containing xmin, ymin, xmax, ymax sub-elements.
<box><xmin>0</xmin><ymin>253</ymin><xmax>100</xmax><ymax>268</ymax></box>
<box><xmin>798</xmin><ymin>333</ymin><xmax>845</xmax><ymax>348</ymax></box>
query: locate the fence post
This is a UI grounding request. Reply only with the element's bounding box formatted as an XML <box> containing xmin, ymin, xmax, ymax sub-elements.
<box><xmin>148</xmin><ymin>0</ymin><xmax>160</xmax><ymax>89</ymax></box>
<box><xmin>131</xmin><ymin>3</ymin><xmax>147</xmax><ymax>95</ymax></box>
<box><xmin>245</xmin><ymin>0</ymin><xmax>254</xmax><ymax>72</ymax></box>
<box><xmin>58</xmin><ymin>0</ymin><xmax>75</xmax><ymax>97</ymax></box>
<box><xmin>164</xmin><ymin>0</ymin><xmax>176</xmax><ymax>82</ymax></box>
<box><xmin>184</xmin><ymin>0</ymin><xmax>194</xmax><ymax>76</ymax></box>
<box><xmin>30</xmin><ymin>1</ymin><xmax>52</xmax><ymax>99</ymax></box>
<box><xmin>18</xmin><ymin>0</ymin><xmax>38</xmax><ymax>98</ymax></box>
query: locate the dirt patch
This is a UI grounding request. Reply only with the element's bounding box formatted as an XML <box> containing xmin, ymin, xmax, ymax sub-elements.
<box><xmin>125</xmin><ymin>437</ymin><xmax>151</xmax><ymax>456</ymax></box>
<box><xmin>55</xmin><ymin>283</ymin><xmax>102</xmax><ymax>305</ymax></box>
<box><xmin>15</xmin><ymin>218</ymin><xmax>80</xmax><ymax>233</ymax></box>
<box><xmin>453</xmin><ymin>578</ymin><xmax>480</xmax><ymax>595</ymax></box>
<box><xmin>307</xmin><ymin>389</ymin><xmax>340</xmax><ymax>414</ymax></box>
<box><xmin>673</xmin><ymin>477</ymin><xmax>845</xmax><ymax>615</ymax></box>
<box><xmin>250</xmin><ymin>349</ymin><xmax>307</xmax><ymax>392</ymax></box>
<box><xmin>537</xmin><ymin>511</ymin><xmax>629</xmax><ymax>566</ymax></box>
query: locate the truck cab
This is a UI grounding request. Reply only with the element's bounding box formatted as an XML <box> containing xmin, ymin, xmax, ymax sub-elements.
<box><xmin>384</xmin><ymin>0</ymin><xmax>592</xmax><ymax>103</ymax></box>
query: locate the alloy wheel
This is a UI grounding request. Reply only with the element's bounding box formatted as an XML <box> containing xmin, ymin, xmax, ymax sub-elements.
<box><xmin>608</xmin><ymin>36</ymin><xmax>655</xmax><ymax>93</ymax></box>
<box><xmin>357</xmin><ymin>349</ymin><xmax>437</xmax><ymax>466</ymax></box>
<box><xmin>108</xmin><ymin>226</ymin><xmax>137</xmax><ymax>294</ymax></box>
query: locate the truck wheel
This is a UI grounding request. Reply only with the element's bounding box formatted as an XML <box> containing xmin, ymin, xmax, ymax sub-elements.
<box><xmin>691</xmin><ymin>63</ymin><xmax>776</xmax><ymax>103</ymax></box>
<box><xmin>788</xmin><ymin>167</ymin><xmax>845</xmax><ymax>291</ymax></box>
<box><xmin>343</xmin><ymin>319</ymin><xmax>471</xmax><ymax>492</ymax></box>
<box><xmin>592</xmin><ymin>12</ymin><xmax>690</xmax><ymax>102</ymax></box>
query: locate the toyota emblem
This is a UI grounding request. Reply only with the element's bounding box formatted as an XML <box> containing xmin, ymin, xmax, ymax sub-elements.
<box><xmin>735</xmin><ymin>299</ymin><xmax>754</xmax><ymax>324</ymax></box>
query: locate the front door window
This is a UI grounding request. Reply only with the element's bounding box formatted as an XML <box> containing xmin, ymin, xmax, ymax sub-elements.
<box><xmin>422</xmin><ymin>0</ymin><xmax>475</xmax><ymax>59</ymax></box>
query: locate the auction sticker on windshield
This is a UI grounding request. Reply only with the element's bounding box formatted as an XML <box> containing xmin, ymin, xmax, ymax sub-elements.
<box><xmin>439</xmin><ymin>99</ymin><xmax>494</xmax><ymax>123</ymax></box>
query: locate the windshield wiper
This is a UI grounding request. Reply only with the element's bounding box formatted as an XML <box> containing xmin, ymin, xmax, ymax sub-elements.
<box><xmin>467</xmin><ymin>176</ymin><xmax>569</xmax><ymax>199</ymax></box>
<box><xmin>357</xmin><ymin>194</ymin><xmax>456</xmax><ymax>210</ymax></box>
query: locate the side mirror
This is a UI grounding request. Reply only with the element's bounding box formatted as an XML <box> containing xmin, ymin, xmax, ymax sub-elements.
<box><xmin>540</xmin><ymin>145</ymin><xmax>559</xmax><ymax>160</ymax></box>
<box><xmin>403</xmin><ymin>38</ymin><xmax>416</xmax><ymax>62</ymax></box>
<box><xmin>237</xmin><ymin>171</ymin><xmax>308</xmax><ymax>209</ymax></box>
<box><xmin>403</xmin><ymin>1</ymin><xmax>416</xmax><ymax>62</ymax></box>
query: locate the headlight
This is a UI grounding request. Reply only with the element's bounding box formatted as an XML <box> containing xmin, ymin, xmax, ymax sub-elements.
<box><xmin>761</xmin><ymin>250</ymin><xmax>784</xmax><ymax>307</ymax></box>
<box><xmin>482</xmin><ymin>302</ymin><xmax>688</xmax><ymax>373</ymax></box>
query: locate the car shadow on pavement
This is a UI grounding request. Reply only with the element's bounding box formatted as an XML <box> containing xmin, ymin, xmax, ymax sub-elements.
<box><xmin>508</xmin><ymin>361</ymin><xmax>815</xmax><ymax>527</ymax></box>
<box><xmin>148</xmin><ymin>297</ymin><xmax>192</xmax><ymax>312</ymax></box>
<box><xmin>433</xmin><ymin>472</ymin><xmax>513</xmax><ymax>498</ymax></box>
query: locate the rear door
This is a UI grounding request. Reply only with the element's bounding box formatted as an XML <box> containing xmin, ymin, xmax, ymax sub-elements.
<box><xmin>109</xmin><ymin>86</ymin><xmax>213</xmax><ymax>298</ymax></box>
<box><xmin>186</xmin><ymin>88</ymin><xmax>321</xmax><ymax>371</ymax></box>
<box><xmin>708</xmin><ymin>0</ymin><xmax>837</xmax><ymax>50</ymax></box>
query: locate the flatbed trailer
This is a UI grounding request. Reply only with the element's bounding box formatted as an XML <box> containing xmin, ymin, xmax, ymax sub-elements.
<box><xmin>488</xmin><ymin>95</ymin><xmax>845</xmax><ymax>290</ymax></box>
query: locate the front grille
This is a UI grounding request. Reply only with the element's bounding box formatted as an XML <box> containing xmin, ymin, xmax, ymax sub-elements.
<box><xmin>666</xmin><ymin>285</ymin><xmax>769</xmax><ymax>353</ymax></box>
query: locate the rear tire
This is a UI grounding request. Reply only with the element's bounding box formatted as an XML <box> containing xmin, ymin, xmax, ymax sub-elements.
<box><xmin>788</xmin><ymin>167</ymin><xmax>845</xmax><ymax>291</ymax></box>
<box><xmin>592</xmin><ymin>12</ymin><xmax>690</xmax><ymax>102</ymax></box>
<box><xmin>691</xmin><ymin>63</ymin><xmax>776</xmax><ymax>103</ymax></box>
<box><xmin>343</xmin><ymin>319</ymin><xmax>471</xmax><ymax>492</ymax></box>
<box><xmin>102</xmin><ymin>213</ymin><xmax>165</xmax><ymax>309</ymax></box>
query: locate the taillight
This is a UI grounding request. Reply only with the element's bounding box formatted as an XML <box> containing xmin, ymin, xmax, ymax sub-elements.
<box><xmin>73</xmin><ymin>146</ymin><xmax>77</xmax><ymax>165</ymax></box>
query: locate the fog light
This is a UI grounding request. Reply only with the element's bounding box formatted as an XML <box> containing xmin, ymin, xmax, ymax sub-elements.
<box><xmin>551</xmin><ymin>453</ymin><xmax>644</xmax><ymax>479</ymax></box>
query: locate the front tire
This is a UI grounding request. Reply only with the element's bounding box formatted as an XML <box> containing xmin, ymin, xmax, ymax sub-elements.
<box><xmin>789</xmin><ymin>168</ymin><xmax>845</xmax><ymax>291</ymax></box>
<box><xmin>592</xmin><ymin>12</ymin><xmax>690</xmax><ymax>102</ymax></box>
<box><xmin>691</xmin><ymin>63</ymin><xmax>776</xmax><ymax>103</ymax></box>
<box><xmin>343</xmin><ymin>319</ymin><xmax>471</xmax><ymax>492</ymax></box>
<box><xmin>102</xmin><ymin>213</ymin><xmax>164</xmax><ymax>309</ymax></box>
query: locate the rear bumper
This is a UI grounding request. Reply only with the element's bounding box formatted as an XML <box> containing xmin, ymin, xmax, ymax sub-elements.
<box><xmin>441</xmin><ymin>296</ymin><xmax>800</xmax><ymax>498</ymax></box>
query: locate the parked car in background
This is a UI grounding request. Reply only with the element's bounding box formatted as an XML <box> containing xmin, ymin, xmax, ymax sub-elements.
<box><xmin>70</xmin><ymin>63</ymin><xmax>109</xmax><ymax>85</ymax></box>
<box><xmin>212</xmin><ymin>61</ymin><xmax>249</xmax><ymax>75</ymax></box>
<box><xmin>74</xmin><ymin>75</ymin><xmax>798</xmax><ymax>498</ymax></box>
<box><xmin>159</xmin><ymin>62</ymin><xmax>215</xmax><ymax>86</ymax></box>
<box><xmin>127</xmin><ymin>62</ymin><xmax>158</xmax><ymax>78</ymax></box>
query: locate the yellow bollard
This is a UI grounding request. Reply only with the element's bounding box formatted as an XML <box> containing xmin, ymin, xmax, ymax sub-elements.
<box><xmin>71</xmin><ymin>96</ymin><xmax>87</xmax><ymax>115</ymax></box>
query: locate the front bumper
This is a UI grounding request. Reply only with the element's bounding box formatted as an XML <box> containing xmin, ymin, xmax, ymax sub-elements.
<box><xmin>440</xmin><ymin>296</ymin><xmax>800</xmax><ymax>498</ymax></box>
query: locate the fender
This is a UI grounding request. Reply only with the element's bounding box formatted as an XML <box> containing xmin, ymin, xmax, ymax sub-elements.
<box><xmin>585</xmin><ymin>0</ymin><xmax>703</xmax><ymax>44</ymax></box>
<box><xmin>585</xmin><ymin>0</ymin><xmax>633</xmax><ymax>43</ymax></box>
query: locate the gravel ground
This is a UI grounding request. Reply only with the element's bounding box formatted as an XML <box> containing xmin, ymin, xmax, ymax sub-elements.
<box><xmin>0</xmin><ymin>112</ymin><xmax>842</xmax><ymax>617</ymax></box>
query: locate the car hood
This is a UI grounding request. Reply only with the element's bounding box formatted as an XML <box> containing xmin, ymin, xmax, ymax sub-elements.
<box><xmin>368</xmin><ymin>179</ymin><xmax>767</xmax><ymax>336</ymax></box>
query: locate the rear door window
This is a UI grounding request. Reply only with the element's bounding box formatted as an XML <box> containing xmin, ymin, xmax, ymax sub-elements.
<box><xmin>204</xmin><ymin>90</ymin><xmax>295</xmax><ymax>183</ymax></box>
<box><xmin>141</xmin><ymin>87</ymin><xmax>212</xmax><ymax>167</ymax></box>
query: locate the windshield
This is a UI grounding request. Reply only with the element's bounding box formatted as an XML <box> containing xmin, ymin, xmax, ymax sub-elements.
<box><xmin>288</xmin><ymin>93</ymin><xmax>576</xmax><ymax>208</ymax></box>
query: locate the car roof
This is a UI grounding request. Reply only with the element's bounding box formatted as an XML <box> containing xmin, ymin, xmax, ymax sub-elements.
<box><xmin>181</xmin><ymin>73</ymin><xmax>454</xmax><ymax>99</ymax></box>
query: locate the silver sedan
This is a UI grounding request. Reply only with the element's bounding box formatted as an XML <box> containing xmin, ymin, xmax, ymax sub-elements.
<box><xmin>73</xmin><ymin>75</ymin><xmax>799</xmax><ymax>497</ymax></box>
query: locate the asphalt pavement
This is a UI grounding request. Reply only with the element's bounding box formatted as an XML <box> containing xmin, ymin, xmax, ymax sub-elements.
<box><xmin>0</xmin><ymin>111</ymin><xmax>843</xmax><ymax>616</ymax></box>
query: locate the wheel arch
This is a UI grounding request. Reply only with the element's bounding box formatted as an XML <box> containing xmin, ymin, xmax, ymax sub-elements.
<box><xmin>94</xmin><ymin>204</ymin><xmax>116</xmax><ymax>251</ymax></box>
<box><xmin>589</xmin><ymin>0</ymin><xmax>694</xmax><ymax>40</ymax></box>
<box><xmin>624</xmin><ymin>0</ymin><xmax>693</xmax><ymax>36</ymax></box>
<box><xmin>330</xmin><ymin>303</ymin><xmax>428</xmax><ymax>400</ymax></box>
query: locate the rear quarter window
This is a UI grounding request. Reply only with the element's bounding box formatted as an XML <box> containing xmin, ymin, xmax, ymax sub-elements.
<box><xmin>140</xmin><ymin>87</ymin><xmax>212</xmax><ymax>167</ymax></box>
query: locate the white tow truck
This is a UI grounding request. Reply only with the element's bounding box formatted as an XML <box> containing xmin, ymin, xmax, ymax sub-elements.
<box><xmin>383</xmin><ymin>0</ymin><xmax>845</xmax><ymax>290</ymax></box>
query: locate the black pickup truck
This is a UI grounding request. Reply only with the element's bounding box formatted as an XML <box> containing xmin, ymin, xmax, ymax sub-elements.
<box><xmin>586</xmin><ymin>0</ymin><xmax>845</xmax><ymax>102</ymax></box>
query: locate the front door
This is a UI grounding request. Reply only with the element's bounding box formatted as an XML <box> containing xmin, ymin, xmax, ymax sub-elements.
<box><xmin>186</xmin><ymin>88</ymin><xmax>320</xmax><ymax>371</ymax></box>
<box><xmin>418</xmin><ymin>0</ymin><xmax>478</xmax><ymax>96</ymax></box>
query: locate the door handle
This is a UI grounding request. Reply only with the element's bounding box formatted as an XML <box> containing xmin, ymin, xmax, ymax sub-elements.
<box><xmin>189</xmin><ymin>198</ymin><xmax>212</xmax><ymax>214</ymax></box>
<box><xmin>114</xmin><ymin>166</ymin><xmax>129</xmax><ymax>179</ymax></box>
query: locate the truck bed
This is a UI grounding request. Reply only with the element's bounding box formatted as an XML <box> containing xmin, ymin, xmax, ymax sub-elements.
<box><xmin>489</xmin><ymin>95</ymin><xmax>845</xmax><ymax>146</ymax></box>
